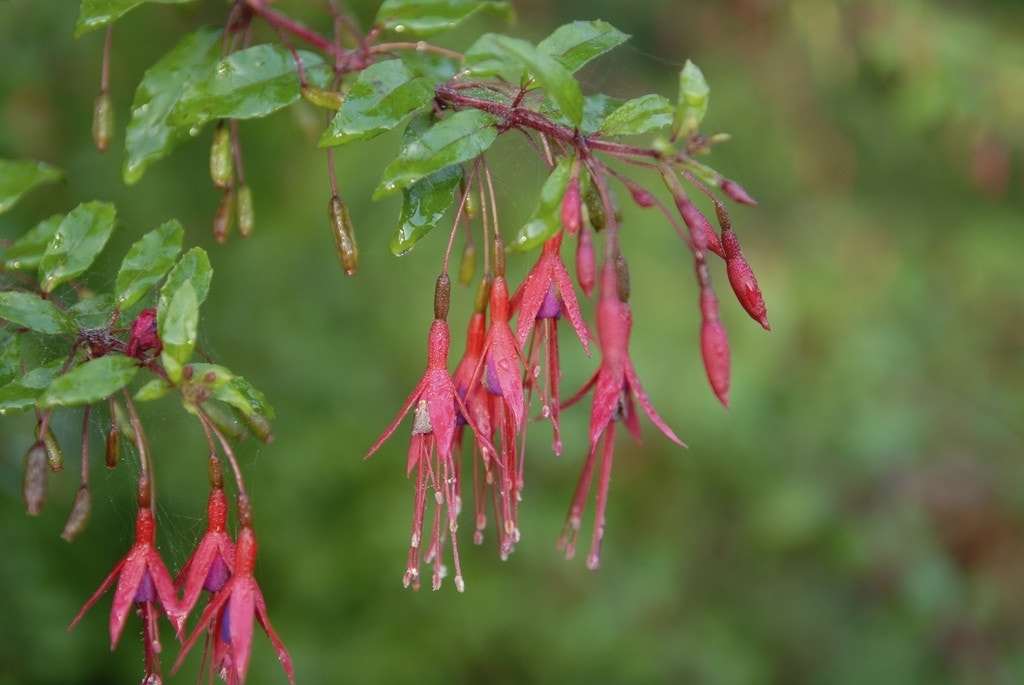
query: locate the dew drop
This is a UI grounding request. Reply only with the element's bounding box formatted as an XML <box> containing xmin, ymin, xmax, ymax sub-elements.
<box><xmin>455</xmin><ymin>575</ymin><xmax>465</xmax><ymax>593</ymax></box>
<box><xmin>540</xmin><ymin>404</ymin><xmax>550</xmax><ymax>418</ymax></box>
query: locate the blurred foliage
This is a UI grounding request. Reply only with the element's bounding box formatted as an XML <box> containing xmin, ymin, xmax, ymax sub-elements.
<box><xmin>2</xmin><ymin>0</ymin><xmax>1024</xmax><ymax>683</ymax></box>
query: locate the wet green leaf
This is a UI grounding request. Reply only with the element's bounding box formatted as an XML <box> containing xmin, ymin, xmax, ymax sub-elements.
<box><xmin>0</xmin><ymin>292</ymin><xmax>78</xmax><ymax>336</ymax></box>
<box><xmin>39</xmin><ymin>356</ymin><xmax>139</xmax><ymax>408</ymax></box>
<box><xmin>2</xmin><ymin>214</ymin><xmax>64</xmax><ymax>271</ymax></box>
<box><xmin>537</xmin><ymin>21</ymin><xmax>629</xmax><ymax>74</ymax></box>
<box><xmin>134</xmin><ymin>378</ymin><xmax>170</xmax><ymax>402</ymax></box>
<box><xmin>115</xmin><ymin>220</ymin><xmax>184</xmax><ymax>311</ymax></box>
<box><xmin>168</xmin><ymin>44</ymin><xmax>331</xmax><ymax>128</ymax></box>
<box><xmin>392</xmin><ymin>160</ymin><xmax>462</xmax><ymax>255</ymax></box>
<box><xmin>38</xmin><ymin>201</ymin><xmax>116</xmax><ymax>295</ymax></box>
<box><xmin>672</xmin><ymin>60</ymin><xmax>709</xmax><ymax>140</ymax></box>
<box><xmin>0</xmin><ymin>362</ymin><xmax>62</xmax><ymax>414</ymax></box>
<box><xmin>375</xmin><ymin>0</ymin><xmax>514</xmax><ymax>37</ymax></box>
<box><xmin>464</xmin><ymin>34</ymin><xmax>583</xmax><ymax>126</ymax></box>
<box><xmin>75</xmin><ymin>0</ymin><xmax>198</xmax><ymax>37</ymax></box>
<box><xmin>510</xmin><ymin>156</ymin><xmax>581</xmax><ymax>251</ymax></box>
<box><xmin>0</xmin><ymin>160</ymin><xmax>63</xmax><ymax>214</ymax></box>
<box><xmin>375</xmin><ymin>109</ymin><xmax>497</xmax><ymax>198</ymax></box>
<box><xmin>158</xmin><ymin>279</ymin><xmax>198</xmax><ymax>381</ymax></box>
<box><xmin>159</xmin><ymin>247</ymin><xmax>212</xmax><ymax>313</ymax></box>
<box><xmin>319</xmin><ymin>60</ymin><xmax>436</xmax><ymax>147</ymax></box>
<box><xmin>599</xmin><ymin>94</ymin><xmax>674</xmax><ymax>136</ymax></box>
<box><xmin>123</xmin><ymin>27</ymin><xmax>223</xmax><ymax>185</ymax></box>
<box><xmin>0</xmin><ymin>330</ymin><xmax>19</xmax><ymax>386</ymax></box>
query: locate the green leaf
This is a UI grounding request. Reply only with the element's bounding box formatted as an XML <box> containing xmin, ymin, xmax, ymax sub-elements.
<box><xmin>159</xmin><ymin>247</ymin><xmax>212</xmax><ymax>313</ymax></box>
<box><xmin>599</xmin><ymin>94</ymin><xmax>674</xmax><ymax>136</ymax></box>
<box><xmin>0</xmin><ymin>329</ymin><xmax>21</xmax><ymax>386</ymax></box>
<box><xmin>375</xmin><ymin>109</ymin><xmax>497</xmax><ymax>198</ymax></box>
<box><xmin>115</xmin><ymin>220</ymin><xmax>184</xmax><ymax>311</ymax></box>
<box><xmin>392</xmin><ymin>162</ymin><xmax>462</xmax><ymax>255</ymax></box>
<box><xmin>537</xmin><ymin>21</ymin><xmax>630</xmax><ymax>74</ymax></box>
<box><xmin>168</xmin><ymin>44</ymin><xmax>331</xmax><ymax>128</ymax></box>
<box><xmin>224</xmin><ymin>374</ymin><xmax>274</xmax><ymax>418</ymax></box>
<box><xmin>39</xmin><ymin>356</ymin><xmax>139</xmax><ymax>408</ymax></box>
<box><xmin>511</xmin><ymin>156</ymin><xmax>577</xmax><ymax>251</ymax></box>
<box><xmin>38</xmin><ymin>201</ymin><xmax>116</xmax><ymax>294</ymax></box>
<box><xmin>464</xmin><ymin>34</ymin><xmax>583</xmax><ymax>126</ymax></box>
<box><xmin>375</xmin><ymin>0</ymin><xmax>514</xmax><ymax>37</ymax></box>
<box><xmin>134</xmin><ymin>378</ymin><xmax>170</xmax><ymax>402</ymax></box>
<box><xmin>69</xmin><ymin>293</ymin><xmax>117</xmax><ymax>329</ymax></box>
<box><xmin>0</xmin><ymin>160</ymin><xmax>63</xmax><ymax>214</ymax></box>
<box><xmin>158</xmin><ymin>280</ymin><xmax>198</xmax><ymax>381</ymax></box>
<box><xmin>2</xmin><ymin>214</ymin><xmax>64</xmax><ymax>271</ymax></box>
<box><xmin>0</xmin><ymin>362</ymin><xmax>62</xmax><ymax>414</ymax></box>
<box><xmin>0</xmin><ymin>291</ymin><xmax>78</xmax><ymax>335</ymax></box>
<box><xmin>74</xmin><ymin>0</ymin><xmax>198</xmax><ymax>37</ymax></box>
<box><xmin>672</xmin><ymin>60</ymin><xmax>709</xmax><ymax>140</ymax></box>
<box><xmin>319</xmin><ymin>60</ymin><xmax>436</xmax><ymax>147</ymax></box>
<box><xmin>123</xmin><ymin>27</ymin><xmax>223</xmax><ymax>185</ymax></box>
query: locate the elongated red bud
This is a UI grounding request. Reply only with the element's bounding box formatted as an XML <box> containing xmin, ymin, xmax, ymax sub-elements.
<box><xmin>210</xmin><ymin>123</ymin><xmax>233</xmax><ymax>189</ymax></box>
<box><xmin>213</xmin><ymin>188</ymin><xmax>235</xmax><ymax>243</ymax></box>
<box><xmin>575</xmin><ymin>224</ymin><xmax>596</xmax><ymax>298</ymax></box>
<box><xmin>329</xmin><ymin>194</ymin><xmax>359</xmax><ymax>276</ymax></box>
<box><xmin>628</xmin><ymin>184</ymin><xmax>656</xmax><ymax>208</ymax></box>
<box><xmin>92</xmin><ymin>92</ymin><xmax>113</xmax><ymax>153</ymax></box>
<box><xmin>61</xmin><ymin>486</ymin><xmax>92</xmax><ymax>542</ymax></box>
<box><xmin>727</xmin><ymin>254</ymin><xmax>770</xmax><ymax>330</ymax></box>
<box><xmin>22</xmin><ymin>441</ymin><xmax>48</xmax><ymax>515</ymax></box>
<box><xmin>720</xmin><ymin>178</ymin><xmax>757</xmax><ymax>206</ymax></box>
<box><xmin>236</xmin><ymin>183</ymin><xmax>254</xmax><ymax>238</ymax></box>
<box><xmin>676</xmin><ymin>195</ymin><xmax>724</xmax><ymax>258</ymax></box>
<box><xmin>699</xmin><ymin>289</ymin><xmax>731</xmax><ymax>407</ymax></box>
<box><xmin>562</xmin><ymin>177</ymin><xmax>581</xmax><ymax>235</ymax></box>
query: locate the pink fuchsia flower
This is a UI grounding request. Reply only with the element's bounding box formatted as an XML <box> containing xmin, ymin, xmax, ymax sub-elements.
<box><xmin>176</xmin><ymin>481</ymin><xmax>235</xmax><ymax>626</ymax></box>
<box><xmin>513</xmin><ymin>231</ymin><xmax>590</xmax><ymax>456</ymax></box>
<box><xmin>367</xmin><ymin>276</ymin><xmax>482</xmax><ymax>591</ymax></box>
<box><xmin>175</xmin><ymin>498</ymin><xmax>293</xmax><ymax>685</ymax></box>
<box><xmin>69</xmin><ymin>490</ymin><xmax>181</xmax><ymax>680</ymax></box>
<box><xmin>126</xmin><ymin>307</ymin><xmax>162</xmax><ymax>359</ymax></box>
<box><xmin>559</xmin><ymin>256</ymin><xmax>685</xmax><ymax>569</ymax></box>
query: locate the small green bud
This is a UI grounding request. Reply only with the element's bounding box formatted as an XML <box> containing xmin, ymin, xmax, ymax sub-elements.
<box><xmin>236</xmin><ymin>183</ymin><xmax>254</xmax><ymax>238</ymax></box>
<box><xmin>213</xmin><ymin>188</ymin><xmax>235</xmax><ymax>243</ymax></box>
<box><xmin>458</xmin><ymin>242</ymin><xmax>476</xmax><ymax>287</ymax></box>
<box><xmin>240</xmin><ymin>410</ymin><xmax>275</xmax><ymax>444</ymax></box>
<box><xmin>22</xmin><ymin>441</ymin><xmax>48</xmax><ymax>516</ymax></box>
<box><xmin>210</xmin><ymin>123</ymin><xmax>233</xmax><ymax>189</ymax></box>
<box><xmin>92</xmin><ymin>92</ymin><xmax>113</xmax><ymax>153</ymax></box>
<box><xmin>105</xmin><ymin>422</ymin><xmax>120</xmax><ymax>469</ymax></box>
<box><xmin>37</xmin><ymin>425</ymin><xmax>64</xmax><ymax>472</ymax></box>
<box><xmin>329</xmin><ymin>194</ymin><xmax>358</xmax><ymax>276</ymax></box>
<box><xmin>301</xmin><ymin>84</ymin><xmax>345</xmax><ymax>110</ymax></box>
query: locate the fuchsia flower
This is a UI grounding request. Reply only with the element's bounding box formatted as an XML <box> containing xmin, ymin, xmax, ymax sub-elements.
<box><xmin>176</xmin><ymin>505</ymin><xmax>294</xmax><ymax>685</ymax></box>
<box><xmin>513</xmin><ymin>231</ymin><xmax>590</xmax><ymax>456</ymax></box>
<box><xmin>560</xmin><ymin>257</ymin><xmax>685</xmax><ymax>569</ymax></box>
<box><xmin>69</xmin><ymin>493</ymin><xmax>181</xmax><ymax>680</ymax></box>
<box><xmin>367</xmin><ymin>277</ymin><xmax>480</xmax><ymax>591</ymax></box>
<box><xmin>126</xmin><ymin>307</ymin><xmax>162</xmax><ymax>359</ymax></box>
<box><xmin>176</xmin><ymin>483</ymin><xmax>235</xmax><ymax>622</ymax></box>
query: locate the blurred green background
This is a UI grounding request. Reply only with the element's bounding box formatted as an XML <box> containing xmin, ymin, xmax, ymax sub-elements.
<box><xmin>2</xmin><ymin>0</ymin><xmax>1024</xmax><ymax>683</ymax></box>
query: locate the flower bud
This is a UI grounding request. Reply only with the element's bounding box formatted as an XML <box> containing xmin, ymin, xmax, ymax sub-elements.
<box><xmin>699</xmin><ymin>289</ymin><xmax>731</xmax><ymax>407</ymax></box>
<box><xmin>37</xmin><ymin>425</ymin><xmax>64</xmax><ymax>472</ymax></box>
<box><xmin>583</xmin><ymin>185</ymin><xmax>605</xmax><ymax>231</ymax></box>
<box><xmin>675</xmin><ymin>194</ymin><xmax>724</xmax><ymax>258</ymax></box>
<box><xmin>575</xmin><ymin>224</ymin><xmax>596</xmax><ymax>298</ymax></box>
<box><xmin>458</xmin><ymin>241</ymin><xmax>476</xmax><ymax>287</ymax></box>
<box><xmin>92</xmin><ymin>92</ymin><xmax>113</xmax><ymax>153</ymax></box>
<box><xmin>105</xmin><ymin>421</ymin><xmax>120</xmax><ymax>469</ymax></box>
<box><xmin>22</xmin><ymin>441</ymin><xmax>48</xmax><ymax>516</ymax></box>
<box><xmin>210</xmin><ymin>123</ymin><xmax>233</xmax><ymax>189</ymax></box>
<box><xmin>300</xmin><ymin>84</ymin><xmax>345</xmax><ymax>110</ymax></box>
<box><xmin>434</xmin><ymin>273</ymin><xmax>451</xmax><ymax>320</ymax></box>
<box><xmin>720</xmin><ymin>178</ymin><xmax>757</xmax><ymax>206</ymax></box>
<box><xmin>213</xmin><ymin>188</ymin><xmax>235</xmax><ymax>243</ymax></box>
<box><xmin>726</xmin><ymin>253</ymin><xmax>770</xmax><ymax>330</ymax></box>
<box><xmin>562</xmin><ymin>177</ymin><xmax>581</xmax><ymax>236</ymax></box>
<box><xmin>462</xmin><ymin>180</ymin><xmax>479</xmax><ymax>220</ymax></box>
<box><xmin>61</xmin><ymin>486</ymin><xmax>92</xmax><ymax>542</ymax></box>
<box><xmin>329</xmin><ymin>194</ymin><xmax>358</xmax><ymax>276</ymax></box>
<box><xmin>628</xmin><ymin>184</ymin><xmax>656</xmax><ymax>208</ymax></box>
<box><xmin>241</xmin><ymin>411</ymin><xmax>275</xmax><ymax>444</ymax></box>
<box><xmin>236</xmin><ymin>183</ymin><xmax>254</xmax><ymax>238</ymax></box>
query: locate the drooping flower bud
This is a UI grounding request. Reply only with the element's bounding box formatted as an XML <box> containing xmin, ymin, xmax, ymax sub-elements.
<box><xmin>462</xmin><ymin>180</ymin><xmax>479</xmax><ymax>220</ymax></box>
<box><xmin>213</xmin><ymin>188</ymin><xmax>235</xmax><ymax>243</ymax></box>
<box><xmin>236</xmin><ymin>183</ymin><xmax>254</xmax><ymax>238</ymax></box>
<box><xmin>721</xmin><ymin>228</ymin><xmax>769</xmax><ymax>329</ymax></box>
<box><xmin>105</xmin><ymin>420</ymin><xmax>120</xmax><ymax>469</ymax></box>
<box><xmin>37</xmin><ymin>425</ymin><xmax>64</xmax><ymax>472</ymax></box>
<box><xmin>241</xmin><ymin>411</ymin><xmax>274</xmax><ymax>444</ymax></box>
<box><xmin>675</xmin><ymin>193</ymin><xmax>724</xmax><ymax>258</ymax></box>
<box><xmin>458</xmin><ymin>241</ymin><xmax>476</xmax><ymax>287</ymax></box>
<box><xmin>627</xmin><ymin>183</ymin><xmax>656</xmax><ymax>208</ymax></box>
<box><xmin>61</xmin><ymin>485</ymin><xmax>92</xmax><ymax>542</ymax></box>
<box><xmin>575</xmin><ymin>224</ymin><xmax>596</xmax><ymax>298</ymax></box>
<box><xmin>22</xmin><ymin>440</ymin><xmax>48</xmax><ymax>516</ymax></box>
<box><xmin>562</xmin><ymin>177</ymin><xmax>581</xmax><ymax>236</ymax></box>
<box><xmin>699</xmin><ymin>289</ymin><xmax>731</xmax><ymax>407</ymax></box>
<box><xmin>720</xmin><ymin>178</ymin><xmax>757</xmax><ymax>206</ymax></box>
<box><xmin>583</xmin><ymin>185</ymin><xmax>605</xmax><ymax>231</ymax></box>
<box><xmin>329</xmin><ymin>194</ymin><xmax>358</xmax><ymax>276</ymax></box>
<box><xmin>210</xmin><ymin>122</ymin><xmax>233</xmax><ymax>189</ymax></box>
<box><xmin>92</xmin><ymin>92</ymin><xmax>113</xmax><ymax>154</ymax></box>
<box><xmin>434</xmin><ymin>273</ymin><xmax>451</xmax><ymax>320</ymax></box>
